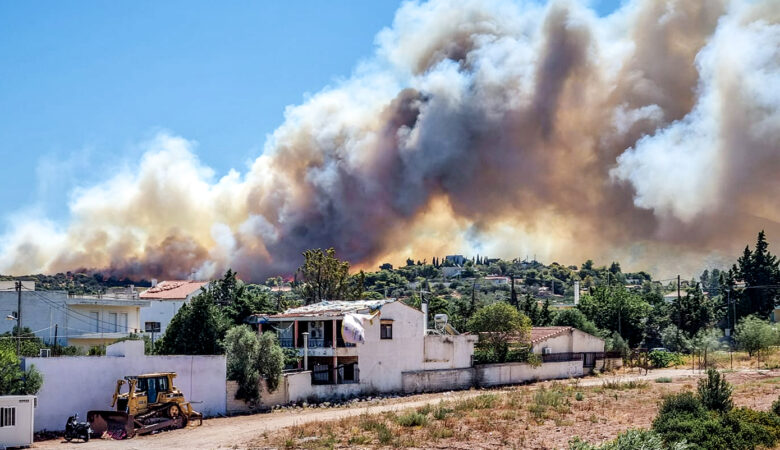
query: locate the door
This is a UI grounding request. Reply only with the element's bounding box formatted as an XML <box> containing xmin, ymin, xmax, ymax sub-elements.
<box><xmin>146</xmin><ymin>378</ymin><xmax>157</xmax><ymax>404</ymax></box>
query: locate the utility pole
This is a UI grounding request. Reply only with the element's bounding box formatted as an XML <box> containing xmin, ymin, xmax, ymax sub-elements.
<box><xmin>15</xmin><ymin>281</ymin><xmax>22</xmax><ymax>356</ymax></box>
<box><xmin>677</xmin><ymin>274</ymin><xmax>681</xmax><ymax>300</ymax></box>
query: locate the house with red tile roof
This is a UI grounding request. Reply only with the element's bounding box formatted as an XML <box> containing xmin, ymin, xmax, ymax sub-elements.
<box><xmin>139</xmin><ymin>280</ymin><xmax>209</xmax><ymax>338</ymax></box>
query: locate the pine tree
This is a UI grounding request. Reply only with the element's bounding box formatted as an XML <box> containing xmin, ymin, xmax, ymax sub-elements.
<box><xmin>734</xmin><ymin>231</ymin><xmax>780</xmax><ymax>319</ymax></box>
<box><xmin>540</xmin><ymin>299</ymin><xmax>552</xmax><ymax>326</ymax></box>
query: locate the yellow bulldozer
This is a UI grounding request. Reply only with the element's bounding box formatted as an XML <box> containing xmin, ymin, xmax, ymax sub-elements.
<box><xmin>87</xmin><ymin>372</ymin><xmax>202</xmax><ymax>439</ymax></box>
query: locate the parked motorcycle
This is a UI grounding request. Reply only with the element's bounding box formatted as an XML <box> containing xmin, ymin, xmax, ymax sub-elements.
<box><xmin>64</xmin><ymin>413</ymin><xmax>92</xmax><ymax>442</ymax></box>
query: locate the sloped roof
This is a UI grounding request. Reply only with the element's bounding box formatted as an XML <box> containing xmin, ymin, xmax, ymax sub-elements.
<box><xmin>139</xmin><ymin>280</ymin><xmax>207</xmax><ymax>300</ymax></box>
<box><xmin>259</xmin><ymin>299</ymin><xmax>393</xmax><ymax>320</ymax></box>
<box><xmin>530</xmin><ymin>326</ymin><xmax>573</xmax><ymax>343</ymax></box>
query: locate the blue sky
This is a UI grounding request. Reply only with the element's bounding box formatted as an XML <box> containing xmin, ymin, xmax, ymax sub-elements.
<box><xmin>0</xmin><ymin>0</ymin><xmax>622</xmax><ymax>221</ymax></box>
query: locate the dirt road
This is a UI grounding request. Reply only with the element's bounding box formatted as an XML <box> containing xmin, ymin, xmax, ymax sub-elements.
<box><xmin>33</xmin><ymin>368</ymin><xmax>708</xmax><ymax>449</ymax></box>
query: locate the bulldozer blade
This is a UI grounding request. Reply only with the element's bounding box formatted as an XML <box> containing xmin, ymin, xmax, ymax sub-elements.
<box><xmin>87</xmin><ymin>410</ymin><xmax>136</xmax><ymax>439</ymax></box>
<box><xmin>135</xmin><ymin>416</ymin><xmax>185</xmax><ymax>435</ymax></box>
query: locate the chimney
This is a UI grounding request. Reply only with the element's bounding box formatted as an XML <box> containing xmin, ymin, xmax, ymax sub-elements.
<box><xmin>151</xmin><ymin>278</ymin><xmax>158</xmax><ymax>288</ymax></box>
<box><xmin>574</xmin><ymin>281</ymin><xmax>580</xmax><ymax>305</ymax></box>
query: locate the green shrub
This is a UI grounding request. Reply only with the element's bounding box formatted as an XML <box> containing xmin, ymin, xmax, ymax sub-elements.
<box><xmin>772</xmin><ymin>396</ymin><xmax>780</xmax><ymax>417</ymax></box>
<box><xmin>722</xmin><ymin>408</ymin><xmax>780</xmax><ymax>449</ymax></box>
<box><xmin>649</xmin><ymin>350</ymin><xmax>685</xmax><ymax>368</ymax></box>
<box><xmin>433</xmin><ymin>403</ymin><xmax>452</xmax><ymax>420</ymax></box>
<box><xmin>655</xmin><ymin>377</ymin><xmax>673</xmax><ymax>383</ymax></box>
<box><xmin>569</xmin><ymin>429</ymin><xmax>690</xmax><ymax>449</ymax></box>
<box><xmin>454</xmin><ymin>394</ymin><xmax>498</xmax><ymax>411</ymax></box>
<box><xmin>575</xmin><ymin>392</ymin><xmax>584</xmax><ymax>401</ymax></box>
<box><xmin>697</xmin><ymin>369</ymin><xmax>733</xmax><ymax>413</ymax></box>
<box><xmin>396</xmin><ymin>412</ymin><xmax>428</xmax><ymax>427</ymax></box>
<box><xmin>653</xmin><ymin>392</ymin><xmax>780</xmax><ymax>450</ymax></box>
<box><xmin>652</xmin><ymin>392</ymin><xmax>717</xmax><ymax>447</ymax></box>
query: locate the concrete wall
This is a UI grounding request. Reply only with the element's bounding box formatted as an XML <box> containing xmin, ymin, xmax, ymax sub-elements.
<box><xmin>402</xmin><ymin>368</ymin><xmax>475</xmax><ymax>393</ymax></box>
<box><xmin>475</xmin><ymin>360</ymin><xmax>583</xmax><ymax>387</ymax></box>
<box><xmin>22</xmin><ymin>340</ymin><xmax>226</xmax><ymax>432</ymax></box>
<box><xmin>422</xmin><ymin>334</ymin><xmax>477</xmax><ymax>370</ymax></box>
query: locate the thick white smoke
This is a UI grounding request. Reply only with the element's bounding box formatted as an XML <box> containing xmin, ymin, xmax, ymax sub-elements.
<box><xmin>1</xmin><ymin>0</ymin><xmax>778</xmax><ymax>281</ymax></box>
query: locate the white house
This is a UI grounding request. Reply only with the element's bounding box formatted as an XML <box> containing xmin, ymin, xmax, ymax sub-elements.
<box><xmin>255</xmin><ymin>299</ymin><xmax>477</xmax><ymax>394</ymax></box>
<box><xmin>530</xmin><ymin>326</ymin><xmax>606</xmax><ymax>372</ymax></box>
<box><xmin>139</xmin><ymin>280</ymin><xmax>208</xmax><ymax>339</ymax></box>
<box><xmin>483</xmin><ymin>276</ymin><xmax>509</xmax><ymax>285</ymax></box>
<box><xmin>0</xmin><ymin>286</ymin><xmax>150</xmax><ymax>350</ymax></box>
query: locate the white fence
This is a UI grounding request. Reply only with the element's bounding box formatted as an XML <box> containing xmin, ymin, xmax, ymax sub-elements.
<box><xmin>23</xmin><ymin>340</ymin><xmax>226</xmax><ymax>431</ymax></box>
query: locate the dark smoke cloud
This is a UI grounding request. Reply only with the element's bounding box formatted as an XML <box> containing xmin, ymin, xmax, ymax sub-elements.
<box><xmin>1</xmin><ymin>0</ymin><xmax>779</xmax><ymax>281</ymax></box>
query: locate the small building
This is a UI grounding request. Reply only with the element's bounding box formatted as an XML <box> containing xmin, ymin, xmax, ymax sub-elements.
<box><xmin>139</xmin><ymin>280</ymin><xmax>208</xmax><ymax>338</ymax></box>
<box><xmin>530</xmin><ymin>326</ymin><xmax>605</xmax><ymax>372</ymax></box>
<box><xmin>0</xmin><ymin>395</ymin><xmax>36</xmax><ymax>447</ymax></box>
<box><xmin>254</xmin><ymin>299</ymin><xmax>477</xmax><ymax>393</ymax></box>
<box><xmin>483</xmin><ymin>276</ymin><xmax>509</xmax><ymax>285</ymax></box>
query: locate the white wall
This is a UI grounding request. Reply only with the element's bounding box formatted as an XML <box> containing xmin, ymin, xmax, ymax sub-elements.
<box><xmin>139</xmin><ymin>299</ymin><xmax>186</xmax><ymax>337</ymax></box>
<box><xmin>423</xmin><ymin>335</ymin><xmax>476</xmax><ymax>370</ymax></box>
<box><xmin>476</xmin><ymin>360</ymin><xmax>583</xmax><ymax>387</ymax></box>
<box><xmin>402</xmin><ymin>368</ymin><xmax>475</xmax><ymax>393</ymax></box>
<box><xmin>22</xmin><ymin>340</ymin><xmax>226</xmax><ymax>432</ymax></box>
<box><xmin>571</xmin><ymin>329</ymin><xmax>605</xmax><ymax>353</ymax></box>
<box><xmin>532</xmin><ymin>329</ymin><xmax>605</xmax><ymax>354</ymax></box>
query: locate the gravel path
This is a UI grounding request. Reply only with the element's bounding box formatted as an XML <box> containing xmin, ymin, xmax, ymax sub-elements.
<box><xmin>33</xmin><ymin>367</ymin><xmax>709</xmax><ymax>449</ymax></box>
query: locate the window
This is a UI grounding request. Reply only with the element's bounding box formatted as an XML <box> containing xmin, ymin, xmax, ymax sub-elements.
<box><xmin>119</xmin><ymin>313</ymin><xmax>128</xmax><ymax>332</ymax></box>
<box><xmin>380</xmin><ymin>322</ymin><xmax>393</xmax><ymax>340</ymax></box>
<box><xmin>109</xmin><ymin>313</ymin><xmax>118</xmax><ymax>332</ymax></box>
<box><xmin>90</xmin><ymin>311</ymin><xmax>100</xmax><ymax>332</ymax></box>
<box><xmin>145</xmin><ymin>322</ymin><xmax>161</xmax><ymax>333</ymax></box>
<box><xmin>0</xmin><ymin>407</ymin><xmax>15</xmax><ymax>427</ymax></box>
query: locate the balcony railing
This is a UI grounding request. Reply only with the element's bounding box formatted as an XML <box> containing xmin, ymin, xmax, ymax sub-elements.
<box><xmin>336</xmin><ymin>338</ymin><xmax>356</xmax><ymax>348</ymax></box>
<box><xmin>278</xmin><ymin>338</ymin><xmax>294</xmax><ymax>348</ymax></box>
<box><xmin>541</xmin><ymin>352</ymin><xmax>584</xmax><ymax>363</ymax></box>
<box><xmin>541</xmin><ymin>352</ymin><xmax>606</xmax><ymax>364</ymax></box>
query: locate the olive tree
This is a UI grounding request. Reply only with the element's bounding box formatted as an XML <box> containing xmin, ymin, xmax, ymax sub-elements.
<box><xmin>467</xmin><ymin>302</ymin><xmax>531</xmax><ymax>363</ymax></box>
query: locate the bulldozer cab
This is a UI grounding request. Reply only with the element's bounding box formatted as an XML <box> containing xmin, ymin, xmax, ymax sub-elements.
<box><xmin>131</xmin><ymin>373</ymin><xmax>173</xmax><ymax>404</ymax></box>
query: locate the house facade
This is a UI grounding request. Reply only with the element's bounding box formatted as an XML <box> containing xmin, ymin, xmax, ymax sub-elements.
<box><xmin>139</xmin><ymin>280</ymin><xmax>208</xmax><ymax>339</ymax></box>
<box><xmin>530</xmin><ymin>326</ymin><xmax>606</xmax><ymax>372</ymax></box>
<box><xmin>255</xmin><ymin>299</ymin><xmax>477</xmax><ymax>393</ymax></box>
<box><xmin>0</xmin><ymin>287</ymin><xmax>149</xmax><ymax>350</ymax></box>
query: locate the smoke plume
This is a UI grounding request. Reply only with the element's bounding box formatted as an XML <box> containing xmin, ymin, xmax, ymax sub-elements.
<box><xmin>2</xmin><ymin>0</ymin><xmax>779</xmax><ymax>281</ymax></box>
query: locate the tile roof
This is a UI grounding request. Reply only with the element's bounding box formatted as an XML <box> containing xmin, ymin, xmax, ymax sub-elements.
<box><xmin>258</xmin><ymin>299</ymin><xmax>394</xmax><ymax>320</ymax></box>
<box><xmin>530</xmin><ymin>326</ymin><xmax>572</xmax><ymax>343</ymax></box>
<box><xmin>139</xmin><ymin>280</ymin><xmax>207</xmax><ymax>300</ymax></box>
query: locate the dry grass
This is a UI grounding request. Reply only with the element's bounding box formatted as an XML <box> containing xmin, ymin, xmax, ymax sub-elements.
<box><xmin>252</xmin><ymin>369</ymin><xmax>780</xmax><ymax>449</ymax></box>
